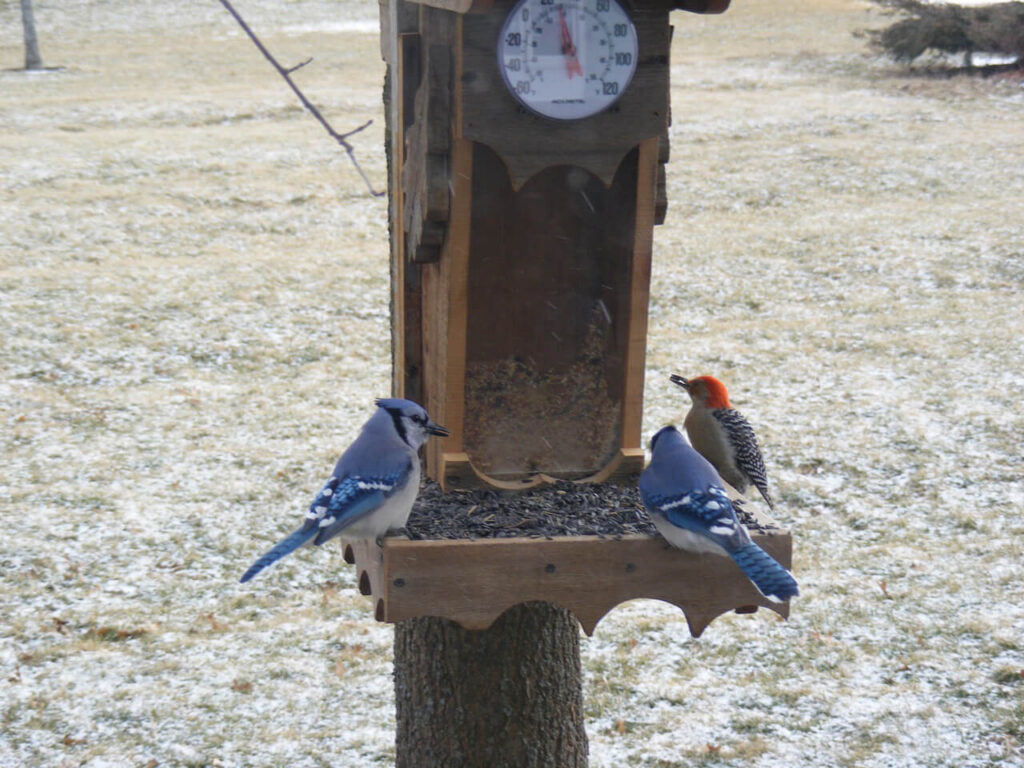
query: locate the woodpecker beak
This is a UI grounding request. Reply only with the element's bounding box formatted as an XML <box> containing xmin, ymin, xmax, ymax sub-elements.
<box><xmin>426</xmin><ymin>421</ymin><xmax>449</xmax><ymax>437</ymax></box>
<box><xmin>669</xmin><ymin>374</ymin><xmax>690</xmax><ymax>390</ymax></box>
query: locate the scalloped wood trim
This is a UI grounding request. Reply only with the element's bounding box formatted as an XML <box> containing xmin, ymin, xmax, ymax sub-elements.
<box><xmin>343</xmin><ymin>527</ymin><xmax>791</xmax><ymax>638</ymax></box>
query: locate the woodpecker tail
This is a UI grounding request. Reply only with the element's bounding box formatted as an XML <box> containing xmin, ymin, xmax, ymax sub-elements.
<box><xmin>729</xmin><ymin>542</ymin><xmax>799</xmax><ymax>603</ymax></box>
<box><xmin>240</xmin><ymin>526</ymin><xmax>317</xmax><ymax>583</ymax></box>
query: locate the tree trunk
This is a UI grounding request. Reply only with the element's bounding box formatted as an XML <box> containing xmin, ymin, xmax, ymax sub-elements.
<box><xmin>20</xmin><ymin>0</ymin><xmax>43</xmax><ymax>71</ymax></box>
<box><xmin>394</xmin><ymin>602</ymin><xmax>588</xmax><ymax>768</ymax></box>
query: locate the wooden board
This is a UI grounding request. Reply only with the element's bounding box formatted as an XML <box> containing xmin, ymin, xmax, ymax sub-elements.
<box><xmin>622</xmin><ymin>136</ymin><xmax>658</xmax><ymax>459</ymax></box>
<box><xmin>343</xmin><ymin>528</ymin><xmax>792</xmax><ymax>638</ymax></box>
<box><xmin>403</xmin><ymin>9</ymin><xmax>455</xmax><ymax>265</ymax></box>
<box><xmin>385</xmin><ymin>0</ymin><xmax>424</xmax><ymax>400</ymax></box>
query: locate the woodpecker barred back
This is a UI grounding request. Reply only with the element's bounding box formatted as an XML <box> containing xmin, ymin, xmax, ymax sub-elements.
<box><xmin>670</xmin><ymin>374</ymin><xmax>775</xmax><ymax>510</ymax></box>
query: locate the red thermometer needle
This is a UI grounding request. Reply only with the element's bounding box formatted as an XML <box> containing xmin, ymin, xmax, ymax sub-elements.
<box><xmin>559</xmin><ymin>7</ymin><xmax>584</xmax><ymax>79</ymax></box>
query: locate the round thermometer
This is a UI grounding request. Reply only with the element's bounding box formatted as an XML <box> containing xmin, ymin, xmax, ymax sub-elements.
<box><xmin>497</xmin><ymin>0</ymin><xmax>639</xmax><ymax>121</ymax></box>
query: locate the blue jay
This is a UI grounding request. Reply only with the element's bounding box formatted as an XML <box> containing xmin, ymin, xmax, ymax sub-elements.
<box><xmin>639</xmin><ymin>426</ymin><xmax>798</xmax><ymax>603</ymax></box>
<box><xmin>240</xmin><ymin>398</ymin><xmax>448</xmax><ymax>583</ymax></box>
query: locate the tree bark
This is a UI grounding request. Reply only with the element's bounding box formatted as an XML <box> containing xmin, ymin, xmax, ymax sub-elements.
<box><xmin>394</xmin><ymin>602</ymin><xmax>588</xmax><ymax>768</ymax></box>
<box><xmin>20</xmin><ymin>0</ymin><xmax>43</xmax><ymax>71</ymax></box>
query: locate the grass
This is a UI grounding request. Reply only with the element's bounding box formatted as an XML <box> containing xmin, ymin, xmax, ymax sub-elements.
<box><xmin>2</xmin><ymin>0</ymin><xmax>1023</xmax><ymax>766</ymax></box>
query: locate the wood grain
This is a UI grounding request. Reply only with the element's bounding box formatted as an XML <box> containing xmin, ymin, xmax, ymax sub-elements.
<box><xmin>345</xmin><ymin>525</ymin><xmax>793</xmax><ymax>638</ymax></box>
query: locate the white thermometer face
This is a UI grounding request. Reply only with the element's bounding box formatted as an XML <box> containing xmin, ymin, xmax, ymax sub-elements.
<box><xmin>497</xmin><ymin>0</ymin><xmax>639</xmax><ymax>121</ymax></box>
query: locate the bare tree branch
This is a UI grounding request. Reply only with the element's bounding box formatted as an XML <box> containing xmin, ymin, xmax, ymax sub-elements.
<box><xmin>218</xmin><ymin>0</ymin><xmax>384</xmax><ymax>197</ymax></box>
<box><xmin>286</xmin><ymin>57</ymin><xmax>314</xmax><ymax>75</ymax></box>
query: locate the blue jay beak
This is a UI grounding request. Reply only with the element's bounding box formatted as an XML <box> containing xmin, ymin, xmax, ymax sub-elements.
<box><xmin>669</xmin><ymin>374</ymin><xmax>690</xmax><ymax>390</ymax></box>
<box><xmin>426</xmin><ymin>421</ymin><xmax>449</xmax><ymax>437</ymax></box>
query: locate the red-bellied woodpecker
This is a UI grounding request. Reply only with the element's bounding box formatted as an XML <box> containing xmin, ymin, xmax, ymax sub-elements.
<box><xmin>669</xmin><ymin>374</ymin><xmax>775</xmax><ymax>510</ymax></box>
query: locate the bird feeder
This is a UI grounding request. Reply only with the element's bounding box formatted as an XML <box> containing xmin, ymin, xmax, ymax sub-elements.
<box><xmin>367</xmin><ymin>0</ymin><xmax>798</xmax><ymax>629</ymax></box>
<box><xmin>368</xmin><ymin>0</ymin><xmax>794</xmax><ymax>624</ymax></box>
<box><xmin>370</xmin><ymin>0</ymin><xmax>794</xmax><ymax>760</ymax></box>
<box><xmin>385</xmin><ymin>0</ymin><xmax>731</xmax><ymax>490</ymax></box>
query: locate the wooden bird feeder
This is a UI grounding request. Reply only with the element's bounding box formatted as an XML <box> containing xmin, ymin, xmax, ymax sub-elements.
<box><xmin>370</xmin><ymin>0</ymin><xmax>793</xmax><ymax>627</ymax></box>
<box><xmin>370</xmin><ymin>0</ymin><xmax>793</xmax><ymax>630</ymax></box>
<box><xmin>371</xmin><ymin>0</ymin><xmax>792</xmax><ymax>760</ymax></box>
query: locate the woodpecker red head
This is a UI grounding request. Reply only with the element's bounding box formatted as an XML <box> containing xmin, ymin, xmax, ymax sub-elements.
<box><xmin>669</xmin><ymin>374</ymin><xmax>732</xmax><ymax>410</ymax></box>
<box><xmin>669</xmin><ymin>373</ymin><xmax>774</xmax><ymax>510</ymax></box>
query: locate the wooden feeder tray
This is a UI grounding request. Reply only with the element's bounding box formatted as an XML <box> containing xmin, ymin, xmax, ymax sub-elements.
<box><xmin>342</xmin><ymin>513</ymin><xmax>791</xmax><ymax>638</ymax></box>
<box><xmin>375</xmin><ymin>0</ymin><xmax>791</xmax><ymax>640</ymax></box>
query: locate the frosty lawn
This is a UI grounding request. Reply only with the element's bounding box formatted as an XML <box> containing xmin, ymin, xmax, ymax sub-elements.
<box><xmin>1</xmin><ymin>0</ymin><xmax>1022</xmax><ymax>766</ymax></box>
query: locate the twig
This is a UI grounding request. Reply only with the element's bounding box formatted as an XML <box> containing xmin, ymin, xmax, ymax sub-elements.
<box><xmin>286</xmin><ymin>56</ymin><xmax>314</xmax><ymax>74</ymax></box>
<box><xmin>218</xmin><ymin>0</ymin><xmax>384</xmax><ymax>197</ymax></box>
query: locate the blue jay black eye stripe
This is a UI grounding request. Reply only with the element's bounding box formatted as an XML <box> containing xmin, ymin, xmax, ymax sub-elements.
<box><xmin>384</xmin><ymin>406</ymin><xmax>408</xmax><ymax>446</ymax></box>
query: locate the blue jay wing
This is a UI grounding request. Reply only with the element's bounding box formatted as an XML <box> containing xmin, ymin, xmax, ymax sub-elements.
<box><xmin>645</xmin><ymin>489</ymin><xmax>798</xmax><ymax>602</ymax></box>
<box><xmin>643</xmin><ymin>486</ymin><xmax>749</xmax><ymax>551</ymax></box>
<box><xmin>239</xmin><ymin>469</ymin><xmax>409</xmax><ymax>583</ymax></box>
<box><xmin>308</xmin><ymin>470</ymin><xmax>408</xmax><ymax>545</ymax></box>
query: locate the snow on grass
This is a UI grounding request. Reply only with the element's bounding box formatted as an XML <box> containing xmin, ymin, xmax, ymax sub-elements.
<box><xmin>2</xmin><ymin>0</ymin><xmax>1023</xmax><ymax>766</ymax></box>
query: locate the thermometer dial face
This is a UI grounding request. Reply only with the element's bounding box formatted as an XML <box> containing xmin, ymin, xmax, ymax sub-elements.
<box><xmin>497</xmin><ymin>0</ymin><xmax>639</xmax><ymax>121</ymax></box>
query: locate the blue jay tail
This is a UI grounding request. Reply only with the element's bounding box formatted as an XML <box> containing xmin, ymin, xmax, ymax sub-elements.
<box><xmin>239</xmin><ymin>527</ymin><xmax>317</xmax><ymax>583</ymax></box>
<box><xmin>729</xmin><ymin>542</ymin><xmax>799</xmax><ymax>603</ymax></box>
